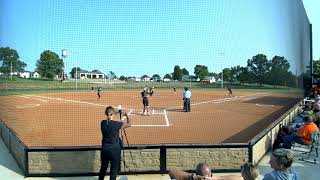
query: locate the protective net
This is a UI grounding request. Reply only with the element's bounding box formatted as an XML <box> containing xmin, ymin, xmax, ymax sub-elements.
<box><xmin>0</xmin><ymin>0</ymin><xmax>311</xmax><ymax>147</ymax></box>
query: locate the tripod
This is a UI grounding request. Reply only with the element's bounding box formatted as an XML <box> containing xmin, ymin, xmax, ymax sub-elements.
<box><xmin>119</xmin><ymin>110</ymin><xmax>137</xmax><ymax>173</ymax></box>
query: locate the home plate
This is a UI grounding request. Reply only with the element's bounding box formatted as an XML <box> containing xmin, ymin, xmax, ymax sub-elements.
<box><xmin>256</xmin><ymin>103</ymin><xmax>274</xmax><ymax>107</ymax></box>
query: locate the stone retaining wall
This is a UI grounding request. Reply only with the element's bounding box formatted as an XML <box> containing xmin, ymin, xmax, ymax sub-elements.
<box><xmin>251</xmin><ymin>102</ymin><xmax>302</xmax><ymax>164</ymax></box>
<box><xmin>0</xmin><ymin>120</ymin><xmax>26</xmax><ymax>172</ymax></box>
<box><xmin>166</xmin><ymin>148</ymin><xmax>248</xmax><ymax>170</ymax></box>
<box><xmin>28</xmin><ymin>149</ymin><xmax>160</xmax><ymax>175</ymax></box>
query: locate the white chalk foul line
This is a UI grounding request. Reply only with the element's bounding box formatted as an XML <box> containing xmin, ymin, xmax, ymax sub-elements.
<box><xmin>131</xmin><ymin>124</ymin><xmax>169</xmax><ymax>127</ymax></box>
<box><xmin>22</xmin><ymin>94</ymin><xmax>169</xmax><ymax>127</ymax></box>
<box><xmin>255</xmin><ymin>103</ymin><xmax>274</xmax><ymax>107</ymax></box>
<box><xmin>16</xmin><ymin>104</ymin><xmax>40</xmax><ymax>108</ymax></box>
<box><xmin>23</xmin><ymin>94</ymin><xmax>130</xmax><ymax>110</ymax></box>
<box><xmin>164</xmin><ymin>109</ymin><xmax>169</xmax><ymax>127</ymax></box>
<box><xmin>18</xmin><ymin>95</ymin><xmax>48</xmax><ymax>102</ymax></box>
<box><xmin>166</xmin><ymin>93</ymin><xmax>267</xmax><ymax>110</ymax></box>
<box><xmin>121</xmin><ymin>109</ymin><xmax>133</xmax><ymax>121</ymax></box>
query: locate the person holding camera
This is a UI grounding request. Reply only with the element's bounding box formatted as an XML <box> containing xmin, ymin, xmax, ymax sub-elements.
<box><xmin>99</xmin><ymin>106</ymin><xmax>131</xmax><ymax>180</ymax></box>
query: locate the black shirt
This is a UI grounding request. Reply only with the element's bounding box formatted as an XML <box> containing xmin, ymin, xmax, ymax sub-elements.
<box><xmin>141</xmin><ymin>91</ymin><xmax>147</xmax><ymax>98</ymax></box>
<box><xmin>101</xmin><ymin>120</ymin><xmax>123</xmax><ymax>150</ymax></box>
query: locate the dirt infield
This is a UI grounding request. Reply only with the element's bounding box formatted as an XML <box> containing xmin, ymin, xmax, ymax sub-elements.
<box><xmin>0</xmin><ymin>89</ymin><xmax>302</xmax><ymax>147</ymax></box>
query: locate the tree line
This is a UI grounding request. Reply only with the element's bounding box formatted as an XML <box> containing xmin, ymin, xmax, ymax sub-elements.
<box><xmin>0</xmin><ymin>47</ymin><xmax>315</xmax><ymax>88</ymax></box>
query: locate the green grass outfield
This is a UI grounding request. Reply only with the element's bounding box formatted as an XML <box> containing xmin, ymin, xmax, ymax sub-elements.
<box><xmin>0</xmin><ymin>77</ymin><xmax>304</xmax><ymax>96</ymax></box>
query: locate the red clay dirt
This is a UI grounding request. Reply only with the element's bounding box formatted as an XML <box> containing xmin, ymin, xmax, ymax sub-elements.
<box><xmin>0</xmin><ymin>89</ymin><xmax>302</xmax><ymax>147</ymax></box>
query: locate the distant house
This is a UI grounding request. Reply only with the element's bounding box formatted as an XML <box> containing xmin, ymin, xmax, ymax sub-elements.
<box><xmin>20</xmin><ymin>71</ymin><xmax>31</xmax><ymax>78</ymax></box>
<box><xmin>182</xmin><ymin>75</ymin><xmax>199</xmax><ymax>82</ymax></box>
<box><xmin>133</xmin><ymin>77</ymin><xmax>141</xmax><ymax>82</ymax></box>
<box><xmin>10</xmin><ymin>72</ymin><xmax>19</xmax><ymax>76</ymax></box>
<box><xmin>141</xmin><ymin>75</ymin><xmax>151</xmax><ymax>81</ymax></box>
<box><xmin>76</xmin><ymin>70</ymin><xmax>105</xmax><ymax>79</ymax></box>
<box><xmin>32</xmin><ymin>72</ymin><xmax>41</xmax><ymax>78</ymax></box>
<box><xmin>204</xmin><ymin>76</ymin><xmax>216</xmax><ymax>83</ymax></box>
<box><xmin>163</xmin><ymin>78</ymin><xmax>171</xmax><ymax>82</ymax></box>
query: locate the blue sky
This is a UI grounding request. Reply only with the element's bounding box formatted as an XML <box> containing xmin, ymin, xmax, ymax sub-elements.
<box><xmin>0</xmin><ymin>0</ymin><xmax>316</xmax><ymax>77</ymax></box>
<box><xmin>303</xmin><ymin>0</ymin><xmax>320</xmax><ymax>60</ymax></box>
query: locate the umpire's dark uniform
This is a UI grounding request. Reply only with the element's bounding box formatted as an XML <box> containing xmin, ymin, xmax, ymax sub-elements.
<box><xmin>183</xmin><ymin>87</ymin><xmax>191</xmax><ymax>112</ymax></box>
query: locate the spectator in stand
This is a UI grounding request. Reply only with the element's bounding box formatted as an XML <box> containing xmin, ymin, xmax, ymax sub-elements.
<box><xmin>262</xmin><ymin>148</ymin><xmax>298</xmax><ymax>180</ymax></box>
<box><xmin>241</xmin><ymin>162</ymin><xmax>259</xmax><ymax>180</ymax></box>
<box><xmin>291</xmin><ymin>102</ymin><xmax>318</xmax><ymax>130</ymax></box>
<box><xmin>169</xmin><ymin>162</ymin><xmax>243</xmax><ymax>180</ymax></box>
<box><xmin>284</xmin><ymin>115</ymin><xmax>319</xmax><ymax>149</ymax></box>
<box><xmin>314</xmin><ymin>112</ymin><xmax>320</xmax><ymax>128</ymax></box>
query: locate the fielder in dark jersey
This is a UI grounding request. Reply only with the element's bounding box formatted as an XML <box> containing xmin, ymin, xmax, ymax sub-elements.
<box><xmin>149</xmin><ymin>87</ymin><xmax>154</xmax><ymax>96</ymax></box>
<box><xmin>99</xmin><ymin>106</ymin><xmax>131</xmax><ymax>180</ymax></box>
<box><xmin>226</xmin><ymin>84</ymin><xmax>233</xmax><ymax>96</ymax></box>
<box><xmin>141</xmin><ymin>90</ymin><xmax>151</xmax><ymax>115</ymax></box>
<box><xmin>97</xmin><ymin>87</ymin><xmax>102</xmax><ymax>99</ymax></box>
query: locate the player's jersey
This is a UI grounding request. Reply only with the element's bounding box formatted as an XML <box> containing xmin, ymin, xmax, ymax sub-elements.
<box><xmin>141</xmin><ymin>91</ymin><xmax>147</xmax><ymax>98</ymax></box>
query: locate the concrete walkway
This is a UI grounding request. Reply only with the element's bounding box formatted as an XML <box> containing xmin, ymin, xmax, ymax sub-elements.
<box><xmin>0</xmin><ymin>138</ymin><xmax>318</xmax><ymax>180</ymax></box>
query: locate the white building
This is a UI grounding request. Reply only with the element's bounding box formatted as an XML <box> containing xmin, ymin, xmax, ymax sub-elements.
<box><xmin>20</xmin><ymin>71</ymin><xmax>31</xmax><ymax>78</ymax></box>
<box><xmin>32</xmin><ymin>72</ymin><xmax>41</xmax><ymax>78</ymax></box>
<box><xmin>182</xmin><ymin>75</ymin><xmax>199</xmax><ymax>82</ymax></box>
<box><xmin>134</xmin><ymin>77</ymin><xmax>141</xmax><ymax>82</ymax></box>
<box><xmin>141</xmin><ymin>75</ymin><xmax>151</xmax><ymax>81</ymax></box>
<box><xmin>204</xmin><ymin>76</ymin><xmax>216</xmax><ymax>83</ymax></box>
<box><xmin>77</xmin><ymin>70</ymin><xmax>105</xmax><ymax>79</ymax></box>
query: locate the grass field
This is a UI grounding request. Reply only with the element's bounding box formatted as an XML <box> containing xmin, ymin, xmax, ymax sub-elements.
<box><xmin>0</xmin><ymin>77</ymin><xmax>304</xmax><ymax>96</ymax></box>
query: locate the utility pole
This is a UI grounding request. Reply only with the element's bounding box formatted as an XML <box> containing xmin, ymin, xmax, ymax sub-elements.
<box><xmin>62</xmin><ymin>49</ymin><xmax>67</xmax><ymax>81</ymax></box>
<box><xmin>75</xmin><ymin>67</ymin><xmax>78</xmax><ymax>89</ymax></box>
<box><xmin>218</xmin><ymin>53</ymin><xmax>225</xmax><ymax>89</ymax></box>
<box><xmin>10</xmin><ymin>62</ymin><xmax>13</xmax><ymax>80</ymax></box>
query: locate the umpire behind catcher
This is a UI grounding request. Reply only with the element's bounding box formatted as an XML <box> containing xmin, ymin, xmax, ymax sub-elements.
<box><xmin>99</xmin><ymin>106</ymin><xmax>131</xmax><ymax>180</ymax></box>
<box><xmin>183</xmin><ymin>87</ymin><xmax>191</xmax><ymax>112</ymax></box>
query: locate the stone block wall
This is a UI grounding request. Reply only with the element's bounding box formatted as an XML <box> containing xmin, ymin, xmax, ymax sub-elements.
<box><xmin>251</xmin><ymin>102</ymin><xmax>301</xmax><ymax>164</ymax></box>
<box><xmin>0</xmin><ymin>120</ymin><xmax>26</xmax><ymax>172</ymax></box>
<box><xmin>28</xmin><ymin>149</ymin><xmax>160</xmax><ymax>174</ymax></box>
<box><xmin>166</xmin><ymin>148</ymin><xmax>248</xmax><ymax>170</ymax></box>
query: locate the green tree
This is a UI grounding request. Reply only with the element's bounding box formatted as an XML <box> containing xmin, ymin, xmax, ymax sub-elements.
<box><xmin>194</xmin><ymin>65</ymin><xmax>209</xmax><ymax>80</ymax></box>
<box><xmin>152</xmin><ymin>74</ymin><xmax>161</xmax><ymax>79</ymax></box>
<box><xmin>0</xmin><ymin>47</ymin><xmax>27</xmax><ymax>75</ymax></box>
<box><xmin>173</xmin><ymin>65</ymin><xmax>182</xmax><ymax>80</ymax></box>
<box><xmin>235</xmin><ymin>66</ymin><xmax>252</xmax><ymax>84</ymax></box>
<box><xmin>247</xmin><ymin>54</ymin><xmax>271</xmax><ymax>86</ymax></box>
<box><xmin>181</xmin><ymin>68</ymin><xmax>189</xmax><ymax>75</ymax></box>
<box><xmin>313</xmin><ymin>59</ymin><xmax>320</xmax><ymax>75</ymax></box>
<box><xmin>119</xmin><ymin>75</ymin><xmax>127</xmax><ymax>81</ymax></box>
<box><xmin>36</xmin><ymin>50</ymin><xmax>63</xmax><ymax>79</ymax></box>
<box><xmin>208</xmin><ymin>72</ymin><xmax>219</xmax><ymax>81</ymax></box>
<box><xmin>163</xmin><ymin>73</ymin><xmax>172</xmax><ymax>79</ymax></box>
<box><xmin>70</xmin><ymin>67</ymin><xmax>81</xmax><ymax>78</ymax></box>
<box><xmin>221</xmin><ymin>68</ymin><xmax>233</xmax><ymax>82</ymax></box>
<box><xmin>108</xmin><ymin>71</ymin><xmax>117</xmax><ymax>79</ymax></box>
<box><xmin>269</xmin><ymin>56</ymin><xmax>291</xmax><ymax>86</ymax></box>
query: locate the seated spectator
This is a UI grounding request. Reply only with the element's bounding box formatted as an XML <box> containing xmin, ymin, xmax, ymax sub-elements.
<box><xmin>241</xmin><ymin>162</ymin><xmax>259</xmax><ymax>180</ymax></box>
<box><xmin>291</xmin><ymin>102</ymin><xmax>317</xmax><ymax>126</ymax></box>
<box><xmin>314</xmin><ymin>112</ymin><xmax>320</xmax><ymax>128</ymax></box>
<box><xmin>283</xmin><ymin>115</ymin><xmax>319</xmax><ymax>149</ymax></box>
<box><xmin>195</xmin><ymin>162</ymin><xmax>212</xmax><ymax>178</ymax></box>
<box><xmin>262</xmin><ymin>148</ymin><xmax>298</xmax><ymax>180</ymax></box>
<box><xmin>169</xmin><ymin>162</ymin><xmax>243</xmax><ymax>180</ymax></box>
